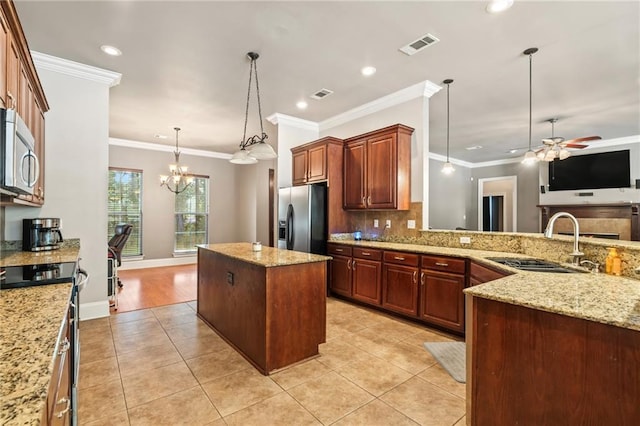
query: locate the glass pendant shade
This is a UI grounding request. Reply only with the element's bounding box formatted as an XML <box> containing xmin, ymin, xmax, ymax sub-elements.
<box><xmin>249</xmin><ymin>141</ymin><xmax>277</xmax><ymax>159</ymax></box>
<box><xmin>230</xmin><ymin>148</ymin><xmax>258</xmax><ymax>164</ymax></box>
<box><xmin>441</xmin><ymin>161</ymin><xmax>455</xmax><ymax>174</ymax></box>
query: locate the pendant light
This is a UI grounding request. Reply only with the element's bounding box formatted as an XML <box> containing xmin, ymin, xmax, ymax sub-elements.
<box><xmin>441</xmin><ymin>79</ymin><xmax>455</xmax><ymax>174</ymax></box>
<box><xmin>230</xmin><ymin>52</ymin><xmax>277</xmax><ymax>164</ymax></box>
<box><xmin>160</xmin><ymin>127</ymin><xmax>194</xmax><ymax>194</ymax></box>
<box><xmin>521</xmin><ymin>47</ymin><xmax>539</xmax><ymax>165</ymax></box>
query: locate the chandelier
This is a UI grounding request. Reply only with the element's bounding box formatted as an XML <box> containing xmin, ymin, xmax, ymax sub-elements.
<box><xmin>229</xmin><ymin>52</ymin><xmax>277</xmax><ymax>164</ymax></box>
<box><xmin>160</xmin><ymin>127</ymin><xmax>194</xmax><ymax>194</ymax></box>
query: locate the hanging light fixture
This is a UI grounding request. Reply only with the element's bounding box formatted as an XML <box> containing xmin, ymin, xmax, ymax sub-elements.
<box><xmin>230</xmin><ymin>52</ymin><xmax>277</xmax><ymax>164</ymax></box>
<box><xmin>160</xmin><ymin>127</ymin><xmax>194</xmax><ymax>194</ymax></box>
<box><xmin>441</xmin><ymin>78</ymin><xmax>455</xmax><ymax>175</ymax></box>
<box><xmin>521</xmin><ymin>47</ymin><xmax>539</xmax><ymax>165</ymax></box>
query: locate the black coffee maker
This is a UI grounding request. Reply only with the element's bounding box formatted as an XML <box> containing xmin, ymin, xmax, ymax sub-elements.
<box><xmin>23</xmin><ymin>218</ymin><xmax>63</xmax><ymax>251</ymax></box>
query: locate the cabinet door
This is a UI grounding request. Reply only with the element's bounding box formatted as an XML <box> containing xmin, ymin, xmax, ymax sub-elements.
<box><xmin>307</xmin><ymin>144</ymin><xmax>327</xmax><ymax>183</ymax></box>
<box><xmin>382</xmin><ymin>263</ymin><xmax>419</xmax><ymax>316</ymax></box>
<box><xmin>419</xmin><ymin>270</ymin><xmax>465</xmax><ymax>333</ymax></box>
<box><xmin>32</xmin><ymin>103</ymin><xmax>45</xmax><ymax>203</ymax></box>
<box><xmin>292</xmin><ymin>150</ymin><xmax>308</xmax><ymax>186</ymax></box>
<box><xmin>6</xmin><ymin>34</ymin><xmax>19</xmax><ymax>110</ymax></box>
<box><xmin>343</xmin><ymin>140</ymin><xmax>366</xmax><ymax>209</ymax></box>
<box><xmin>352</xmin><ymin>258</ymin><xmax>381</xmax><ymax>305</ymax></box>
<box><xmin>366</xmin><ymin>133</ymin><xmax>397</xmax><ymax>209</ymax></box>
<box><xmin>329</xmin><ymin>254</ymin><xmax>352</xmax><ymax>297</ymax></box>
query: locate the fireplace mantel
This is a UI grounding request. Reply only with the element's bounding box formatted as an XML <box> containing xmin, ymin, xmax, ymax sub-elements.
<box><xmin>539</xmin><ymin>203</ymin><xmax>639</xmax><ymax>241</ymax></box>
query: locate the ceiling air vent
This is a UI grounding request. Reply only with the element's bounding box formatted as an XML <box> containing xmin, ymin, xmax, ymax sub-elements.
<box><xmin>399</xmin><ymin>33</ymin><xmax>440</xmax><ymax>56</ymax></box>
<box><xmin>310</xmin><ymin>88</ymin><xmax>334</xmax><ymax>100</ymax></box>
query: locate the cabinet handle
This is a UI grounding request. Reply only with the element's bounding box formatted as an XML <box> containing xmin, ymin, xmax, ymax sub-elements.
<box><xmin>352</xmin><ymin>260</ymin><xmax>356</xmax><ymax>268</ymax></box>
<box><xmin>361</xmin><ymin>252</ymin><xmax>371</xmax><ymax>256</ymax></box>
<box><xmin>420</xmin><ymin>272</ymin><xmax>425</xmax><ymax>285</ymax></box>
<box><xmin>367</xmin><ymin>195</ymin><xmax>371</xmax><ymax>206</ymax></box>
<box><xmin>57</xmin><ymin>337</ymin><xmax>70</xmax><ymax>355</ymax></box>
<box><xmin>335</xmin><ymin>248</ymin><xmax>343</xmax><ymax>252</ymax></box>
<box><xmin>362</xmin><ymin>196</ymin><xmax>366</xmax><ymax>206</ymax></box>
<box><xmin>413</xmin><ymin>271</ymin><xmax>417</xmax><ymax>283</ymax></box>
<box><xmin>7</xmin><ymin>91</ymin><xmax>15</xmax><ymax>109</ymax></box>
<box><xmin>435</xmin><ymin>262</ymin><xmax>449</xmax><ymax>267</ymax></box>
<box><xmin>394</xmin><ymin>256</ymin><xmax>405</xmax><ymax>261</ymax></box>
<box><xmin>347</xmin><ymin>259</ymin><xmax>352</xmax><ymax>270</ymax></box>
<box><xmin>55</xmin><ymin>397</ymin><xmax>71</xmax><ymax>418</ymax></box>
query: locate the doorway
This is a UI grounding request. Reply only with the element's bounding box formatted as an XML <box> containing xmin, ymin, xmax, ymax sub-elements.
<box><xmin>478</xmin><ymin>176</ymin><xmax>517</xmax><ymax>232</ymax></box>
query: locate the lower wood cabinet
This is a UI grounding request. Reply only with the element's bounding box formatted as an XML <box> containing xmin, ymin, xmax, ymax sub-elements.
<box><xmin>419</xmin><ymin>269</ymin><xmax>465</xmax><ymax>333</ymax></box>
<box><xmin>328</xmin><ymin>244</ymin><xmax>352</xmax><ymax>297</ymax></box>
<box><xmin>352</xmin><ymin>248</ymin><xmax>382</xmax><ymax>305</ymax></box>
<box><xmin>382</xmin><ymin>251</ymin><xmax>419</xmax><ymax>316</ymax></box>
<box><xmin>41</xmin><ymin>305</ymin><xmax>71</xmax><ymax>426</ymax></box>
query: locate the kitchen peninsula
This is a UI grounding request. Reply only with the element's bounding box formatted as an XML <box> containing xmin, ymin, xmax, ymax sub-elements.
<box><xmin>196</xmin><ymin>243</ymin><xmax>331</xmax><ymax>375</ymax></box>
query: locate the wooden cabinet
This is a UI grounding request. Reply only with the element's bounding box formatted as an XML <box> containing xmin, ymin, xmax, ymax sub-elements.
<box><xmin>41</xmin><ymin>304</ymin><xmax>71</xmax><ymax>426</ymax></box>
<box><xmin>351</xmin><ymin>247</ymin><xmax>382</xmax><ymax>305</ymax></box>
<box><xmin>290</xmin><ymin>137</ymin><xmax>348</xmax><ymax>234</ymax></box>
<box><xmin>469</xmin><ymin>261</ymin><xmax>510</xmax><ymax>286</ymax></box>
<box><xmin>327</xmin><ymin>243</ymin><xmax>352</xmax><ymax>297</ymax></box>
<box><xmin>419</xmin><ymin>255</ymin><xmax>467</xmax><ymax>333</ymax></box>
<box><xmin>343</xmin><ymin>124</ymin><xmax>413</xmax><ymax>210</ymax></box>
<box><xmin>382</xmin><ymin>251</ymin><xmax>419</xmax><ymax>316</ymax></box>
<box><xmin>0</xmin><ymin>1</ymin><xmax>49</xmax><ymax>207</ymax></box>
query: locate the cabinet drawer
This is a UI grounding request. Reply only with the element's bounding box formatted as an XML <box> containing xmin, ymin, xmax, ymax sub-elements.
<box><xmin>353</xmin><ymin>247</ymin><xmax>382</xmax><ymax>261</ymax></box>
<box><xmin>327</xmin><ymin>244</ymin><xmax>352</xmax><ymax>257</ymax></box>
<box><xmin>422</xmin><ymin>255</ymin><xmax>466</xmax><ymax>275</ymax></box>
<box><xmin>384</xmin><ymin>251</ymin><xmax>419</xmax><ymax>267</ymax></box>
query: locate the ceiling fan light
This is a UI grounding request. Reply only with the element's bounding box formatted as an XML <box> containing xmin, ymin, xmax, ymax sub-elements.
<box><xmin>559</xmin><ymin>149</ymin><xmax>571</xmax><ymax>160</ymax></box>
<box><xmin>543</xmin><ymin>150</ymin><xmax>557</xmax><ymax>162</ymax></box>
<box><xmin>522</xmin><ymin>150</ymin><xmax>539</xmax><ymax>165</ymax></box>
<box><xmin>230</xmin><ymin>148</ymin><xmax>258</xmax><ymax>164</ymax></box>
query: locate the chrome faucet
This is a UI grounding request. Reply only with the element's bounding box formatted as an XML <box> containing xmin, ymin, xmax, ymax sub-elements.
<box><xmin>544</xmin><ymin>212</ymin><xmax>584</xmax><ymax>265</ymax></box>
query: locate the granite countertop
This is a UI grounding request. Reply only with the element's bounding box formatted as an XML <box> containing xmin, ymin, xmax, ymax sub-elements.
<box><xmin>0</xmin><ymin>247</ymin><xmax>80</xmax><ymax>267</ymax></box>
<box><xmin>328</xmin><ymin>239</ymin><xmax>640</xmax><ymax>332</ymax></box>
<box><xmin>0</xmin><ymin>283</ymin><xmax>73</xmax><ymax>426</ymax></box>
<box><xmin>198</xmin><ymin>243</ymin><xmax>332</xmax><ymax>267</ymax></box>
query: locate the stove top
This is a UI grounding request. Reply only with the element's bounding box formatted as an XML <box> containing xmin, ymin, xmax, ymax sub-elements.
<box><xmin>0</xmin><ymin>262</ymin><xmax>77</xmax><ymax>290</ymax></box>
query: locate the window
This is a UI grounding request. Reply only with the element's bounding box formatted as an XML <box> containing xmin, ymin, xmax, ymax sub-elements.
<box><xmin>175</xmin><ymin>176</ymin><xmax>209</xmax><ymax>253</ymax></box>
<box><xmin>108</xmin><ymin>168</ymin><xmax>143</xmax><ymax>257</ymax></box>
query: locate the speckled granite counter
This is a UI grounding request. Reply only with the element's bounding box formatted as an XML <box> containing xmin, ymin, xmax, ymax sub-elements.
<box><xmin>0</xmin><ymin>283</ymin><xmax>73</xmax><ymax>425</ymax></box>
<box><xmin>0</xmin><ymin>246</ymin><xmax>80</xmax><ymax>267</ymax></box>
<box><xmin>328</xmin><ymin>239</ymin><xmax>640</xmax><ymax>332</ymax></box>
<box><xmin>198</xmin><ymin>243</ymin><xmax>331</xmax><ymax>267</ymax></box>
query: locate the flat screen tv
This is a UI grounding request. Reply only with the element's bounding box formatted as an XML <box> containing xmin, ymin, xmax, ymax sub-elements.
<box><xmin>548</xmin><ymin>149</ymin><xmax>631</xmax><ymax>191</ymax></box>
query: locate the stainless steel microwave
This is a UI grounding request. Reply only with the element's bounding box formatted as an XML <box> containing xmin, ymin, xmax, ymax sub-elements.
<box><xmin>1</xmin><ymin>108</ymin><xmax>38</xmax><ymax>195</ymax></box>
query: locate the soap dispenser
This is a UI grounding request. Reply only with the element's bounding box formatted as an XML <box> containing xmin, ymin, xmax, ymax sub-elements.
<box><xmin>605</xmin><ymin>248</ymin><xmax>621</xmax><ymax>275</ymax></box>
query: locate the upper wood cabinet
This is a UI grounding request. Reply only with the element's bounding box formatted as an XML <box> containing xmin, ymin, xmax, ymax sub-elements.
<box><xmin>343</xmin><ymin>124</ymin><xmax>413</xmax><ymax>210</ymax></box>
<box><xmin>0</xmin><ymin>0</ymin><xmax>49</xmax><ymax>206</ymax></box>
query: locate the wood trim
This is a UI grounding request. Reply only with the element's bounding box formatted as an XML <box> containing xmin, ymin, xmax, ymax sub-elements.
<box><xmin>109</xmin><ymin>166</ymin><xmax>144</xmax><ymax>173</ymax></box>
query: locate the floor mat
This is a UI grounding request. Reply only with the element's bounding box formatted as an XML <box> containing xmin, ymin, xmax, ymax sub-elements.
<box><xmin>424</xmin><ymin>341</ymin><xmax>466</xmax><ymax>383</ymax></box>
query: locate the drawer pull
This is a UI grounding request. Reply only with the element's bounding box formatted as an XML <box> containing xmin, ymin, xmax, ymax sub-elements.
<box><xmin>55</xmin><ymin>397</ymin><xmax>71</xmax><ymax>418</ymax></box>
<box><xmin>57</xmin><ymin>338</ymin><xmax>70</xmax><ymax>355</ymax></box>
<box><xmin>435</xmin><ymin>262</ymin><xmax>449</xmax><ymax>267</ymax></box>
<box><xmin>394</xmin><ymin>256</ymin><xmax>405</xmax><ymax>261</ymax></box>
<box><xmin>413</xmin><ymin>271</ymin><xmax>417</xmax><ymax>283</ymax></box>
<box><xmin>361</xmin><ymin>252</ymin><xmax>371</xmax><ymax>256</ymax></box>
<box><xmin>335</xmin><ymin>248</ymin><xmax>343</xmax><ymax>252</ymax></box>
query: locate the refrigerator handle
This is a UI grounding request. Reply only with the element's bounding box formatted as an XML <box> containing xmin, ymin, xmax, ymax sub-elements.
<box><xmin>286</xmin><ymin>204</ymin><xmax>294</xmax><ymax>250</ymax></box>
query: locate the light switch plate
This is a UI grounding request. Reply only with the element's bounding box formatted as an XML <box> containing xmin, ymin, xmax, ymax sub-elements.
<box><xmin>373</xmin><ymin>219</ymin><xmax>379</xmax><ymax>228</ymax></box>
<box><xmin>460</xmin><ymin>236</ymin><xmax>471</xmax><ymax>244</ymax></box>
<box><xmin>407</xmin><ymin>220</ymin><xmax>416</xmax><ymax>229</ymax></box>
<box><xmin>385</xmin><ymin>219</ymin><xmax>391</xmax><ymax>228</ymax></box>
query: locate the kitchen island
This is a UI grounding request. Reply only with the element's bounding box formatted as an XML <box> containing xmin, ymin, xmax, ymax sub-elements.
<box><xmin>197</xmin><ymin>243</ymin><xmax>331</xmax><ymax>375</ymax></box>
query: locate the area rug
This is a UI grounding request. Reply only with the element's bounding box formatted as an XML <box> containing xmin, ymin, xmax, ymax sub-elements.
<box><xmin>423</xmin><ymin>341</ymin><xmax>466</xmax><ymax>383</ymax></box>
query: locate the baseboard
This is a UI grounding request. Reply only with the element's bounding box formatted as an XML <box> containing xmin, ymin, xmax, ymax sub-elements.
<box><xmin>119</xmin><ymin>256</ymin><xmax>196</xmax><ymax>270</ymax></box>
<box><xmin>80</xmin><ymin>300</ymin><xmax>110</xmax><ymax>320</ymax></box>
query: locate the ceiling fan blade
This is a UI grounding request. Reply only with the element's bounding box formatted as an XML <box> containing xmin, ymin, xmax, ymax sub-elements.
<box><xmin>563</xmin><ymin>136</ymin><xmax>602</xmax><ymax>144</ymax></box>
<box><xmin>564</xmin><ymin>143</ymin><xmax>588</xmax><ymax>149</ymax></box>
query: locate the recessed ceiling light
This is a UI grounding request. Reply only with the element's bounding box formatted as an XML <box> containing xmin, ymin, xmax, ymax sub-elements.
<box><xmin>465</xmin><ymin>145</ymin><xmax>483</xmax><ymax>151</ymax></box>
<box><xmin>154</xmin><ymin>134</ymin><xmax>168</xmax><ymax>139</ymax></box>
<box><xmin>296</xmin><ymin>101</ymin><xmax>308</xmax><ymax>110</ymax></box>
<box><xmin>361</xmin><ymin>66</ymin><xmax>376</xmax><ymax>77</ymax></box>
<box><xmin>100</xmin><ymin>45</ymin><xmax>122</xmax><ymax>56</ymax></box>
<box><xmin>486</xmin><ymin>0</ymin><xmax>514</xmax><ymax>14</ymax></box>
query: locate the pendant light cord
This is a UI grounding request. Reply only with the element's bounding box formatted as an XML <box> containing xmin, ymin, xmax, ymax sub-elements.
<box><xmin>528</xmin><ymin>51</ymin><xmax>532</xmax><ymax>151</ymax></box>
<box><xmin>241</xmin><ymin>53</ymin><xmax>266</xmax><ymax>148</ymax></box>
<box><xmin>446</xmin><ymin>82</ymin><xmax>450</xmax><ymax>161</ymax></box>
<box><xmin>173</xmin><ymin>127</ymin><xmax>181</xmax><ymax>163</ymax></box>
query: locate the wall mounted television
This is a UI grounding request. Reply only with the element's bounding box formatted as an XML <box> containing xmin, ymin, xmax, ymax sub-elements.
<box><xmin>548</xmin><ymin>149</ymin><xmax>631</xmax><ymax>192</ymax></box>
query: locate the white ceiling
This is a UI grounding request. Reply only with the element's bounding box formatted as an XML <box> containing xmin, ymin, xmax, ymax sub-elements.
<box><xmin>14</xmin><ymin>0</ymin><xmax>640</xmax><ymax>163</ymax></box>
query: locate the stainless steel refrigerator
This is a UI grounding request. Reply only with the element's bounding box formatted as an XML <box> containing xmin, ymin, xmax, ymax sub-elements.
<box><xmin>278</xmin><ymin>184</ymin><xmax>327</xmax><ymax>254</ymax></box>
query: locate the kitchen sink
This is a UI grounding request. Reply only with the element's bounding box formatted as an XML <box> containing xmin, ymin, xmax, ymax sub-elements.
<box><xmin>486</xmin><ymin>257</ymin><xmax>587</xmax><ymax>273</ymax></box>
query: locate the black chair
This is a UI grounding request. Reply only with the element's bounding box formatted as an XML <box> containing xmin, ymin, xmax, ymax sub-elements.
<box><xmin>108</xmin><ymin>224</ymin><xmax>133</xmax><ymax>289</ymax></box>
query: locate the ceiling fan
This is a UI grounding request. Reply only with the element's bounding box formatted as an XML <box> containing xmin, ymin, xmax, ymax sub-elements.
<box><xmin>535</xmin><ymin>118</ymin><xmax>602</xmax><ymax>161</ymax></box>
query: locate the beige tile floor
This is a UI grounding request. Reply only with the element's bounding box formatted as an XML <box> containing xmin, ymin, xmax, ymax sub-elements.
<box><xmin>78</xmin><ymin>298</ymin><xmax>466</xmax><ymax>425</ymax></box>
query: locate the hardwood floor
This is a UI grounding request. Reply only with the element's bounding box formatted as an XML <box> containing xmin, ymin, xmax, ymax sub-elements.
<box><xmin>111</xmin><ymin>264</ymin><xmax>197</xmax><ymax>313</ymax></box>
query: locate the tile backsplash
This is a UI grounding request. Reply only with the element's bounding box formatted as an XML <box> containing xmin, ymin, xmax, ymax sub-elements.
<box><xmin>345</xmin><ymin>202</ymin><xmax>423</xmax><ymax>239</ymax></box>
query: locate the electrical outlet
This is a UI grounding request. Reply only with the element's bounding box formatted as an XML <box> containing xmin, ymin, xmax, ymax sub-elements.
<box><xmin>373</xmin><ymin>219</ymin><xmax>379</xmax><ymax>228</ymax></box>
<box><xmin>385</xmin><ymin>219</ymin><xmax>391</xmax><ymax>228</ymax></box>
<box><xmin>407</xmin><ymin>220</ymin><xmax>416</xmax><ymax>229</ymax></box>
<box><xmin>460</xmin><ymin>236</ymin><xmax>471</xmax><ymax>244</ymax></box>
<box><xmin>226</xmin><ymin>272</ymin><xmax>234</xmax><ymax>285</ymax></box>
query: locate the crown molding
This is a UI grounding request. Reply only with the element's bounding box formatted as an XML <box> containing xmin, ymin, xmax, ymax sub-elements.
<box><xmin>109</xmin><ymin>138</ymin><xmax>232</xmax><ymax>160</ymax></box>
<box><xmin>32</xmin><ymin>51</ymin><xmax>122</xmax><ymax>87</ymax></box>
<box><xmin>429</xmin><ymin>152</ymin><xmax>474</xmax><ymax>169</ymax></box>
<box><xmin>266</xmin><ymin>113</ymin><xmax>319</xmax><ymax>132</ymax></box>
<box><xmin>319</xmin><ymin>80</ymin><xmax>441</xmax><ymax>131</ymax></box>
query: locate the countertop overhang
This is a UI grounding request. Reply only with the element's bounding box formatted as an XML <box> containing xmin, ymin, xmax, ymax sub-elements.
<box><xmin>329</xmin><ymin>239</ymin><xmax>640</xmax><ymax>332</ymax></box>
<box><xmin>197</xmin><ymin>243</ymin><xmax>332</xmax><ymax>268</ymax></box>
